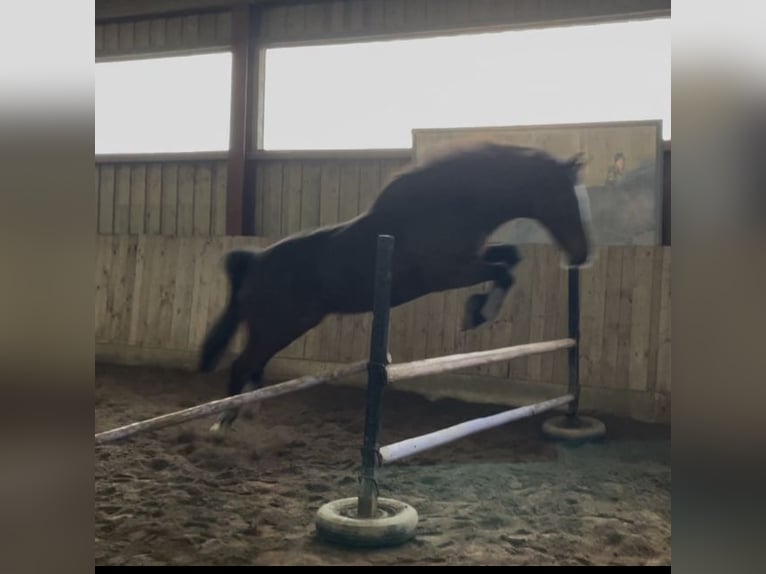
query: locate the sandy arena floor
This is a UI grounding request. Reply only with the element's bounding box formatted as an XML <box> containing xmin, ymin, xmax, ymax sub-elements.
<box><xmin>95</xmin><ymin>364</ymin><xmax>671</xmax><ymax>566</ymax></box>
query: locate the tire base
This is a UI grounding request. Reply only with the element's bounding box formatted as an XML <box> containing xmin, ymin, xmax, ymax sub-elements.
<box><xmin>542</xmin><ymin>414</ymin><xmax>606</xmax><ymax>442</ymax></box>
<box><xmin>315</xmin><ymin>497</ymin><xmax>418</xmax><ymax>548</ymax></box>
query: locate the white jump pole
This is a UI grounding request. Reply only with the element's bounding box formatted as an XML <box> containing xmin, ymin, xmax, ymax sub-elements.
<box><xmin>386</xmin><ymin>339</ymin><xmax>575</xmax><ymax>383</ymax></box>
<box><xmin>379</xmin><ymin>394</ymin><xmax>574</xmax><ymax>464</ymax></box>
<box><xmin>95</xmin><ymin>361</ymin><xmax>368</xmax><ymax>445</ymax></box>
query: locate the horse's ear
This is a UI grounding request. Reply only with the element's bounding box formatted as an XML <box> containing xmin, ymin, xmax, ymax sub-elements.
<box><xmin>564</xmin><ymin>153</ymin><xmax>588</xmax><ymax>182</ymax></box>
<box><xmin>566</xmin><ymin>152</ymin><xmax>587</xmax><ymax>172</ymax></box>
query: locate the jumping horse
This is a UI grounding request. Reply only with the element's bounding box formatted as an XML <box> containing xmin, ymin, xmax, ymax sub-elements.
<box><xmin>199</xmin><ymin>143</ymin><xmax>593</xmax><ymax>431</ymax></box>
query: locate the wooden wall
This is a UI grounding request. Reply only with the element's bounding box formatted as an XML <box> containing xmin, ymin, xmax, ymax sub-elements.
<box><xmin>253</xmin><ymin>156</ymin><xmax>408</xmax><ymax>237</ymax></box>
<box><xmin>95</xmin><ymin>235</ymin><xmax>671</xmax><ymax>423</ymax></box>
<box><xmin>258</xmin><ymin>0</ymin><xmax>671</xmax><ymax>45</ymax></box>
<box><xmin>95</xmin><ymin>10</ymin><xmax>232</xmax><ymax>59</ymax></box>
<box><xmin>95</xmin><ymin>160</ymin><xmax>228</xmax><ymax>236</ymax></box>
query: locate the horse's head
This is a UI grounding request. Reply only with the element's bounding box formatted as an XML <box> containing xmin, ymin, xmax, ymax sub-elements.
<box><xmin>530</xmin><ymin>153</ymin><xmax>594</xmax><ymax>268</ymax></box>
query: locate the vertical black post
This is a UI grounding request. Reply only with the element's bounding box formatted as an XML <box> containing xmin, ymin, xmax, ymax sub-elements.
<box><xmin>358</xmin><ymin>235</ymin><xmax>395</xmax><ymax>518</ymax></box>
<box><xmin>567</xmin><ymin>268</ymin><xmax>581</xmax><ymax>417</ymax></box>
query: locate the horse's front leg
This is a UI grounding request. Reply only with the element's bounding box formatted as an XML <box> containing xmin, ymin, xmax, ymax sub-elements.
<box><xmin>461</xmin><ymin>245</ymin><xmax>523</xmax><ymax>330</ymax></box>
<box><xmin>462</xmin><ymin>262</ymin><xmax>515</xmax><ymax>330</ymax></box>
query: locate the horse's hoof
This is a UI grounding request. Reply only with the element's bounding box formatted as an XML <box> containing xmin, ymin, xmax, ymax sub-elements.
<box><xmin>462</xmin><ymin>294</ymin><xmax>487</xmax><ymax>330</ymax></box>
<box><xmin>210</xmin><ymin>411</ymin><xmax>237</xmax><ymax>433</ymax></box>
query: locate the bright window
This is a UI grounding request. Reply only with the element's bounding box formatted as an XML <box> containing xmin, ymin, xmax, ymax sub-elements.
<box><xmin>95</xmin><ymin>52</ymin><xmax>232</xmax><ymax>154</ymax></box>
<box><xmin>262</xmin><ymin>18</ymin><xmax>671</xmax><ymax>150</ymax></box>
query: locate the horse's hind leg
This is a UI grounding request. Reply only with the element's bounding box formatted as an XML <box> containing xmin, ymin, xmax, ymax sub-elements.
<box><xmin>210</xmin><ymin>341</ymin><xmax>262</xmax><ymax>432</ymax></box>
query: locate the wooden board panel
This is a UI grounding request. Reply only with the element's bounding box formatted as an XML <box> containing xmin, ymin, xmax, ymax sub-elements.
<box><xmin>193</xmin><ymin>163</ymin><xmax>213</xmax><ymax>236</ymax></box>
<box><xmin>364</xmin><ymin>0</ymin><xmax>386</xmax><ymax>31</ymax></box>
<box><xmin>628</xmin><ymin>246</ymin><xmax>655</xmax><ymax>391</ymax></box>
<box><xmin>145</xmin><ymin>164</ymin><xmax>162</xmax><ymax>234</ymax></box>
<box><xmin>103</xmin><ymin>23</ymin><xmax>119</xmax><ymax>53</ymax></box>
<box><xmin>262</xmin><ymin>4</ymin><xmax>288</xmax><ymax>38</ymax></box>
<box><xmin>540</xmin><ymin>248</ymin><xmax>565</xmax><ymax>382</ymax></box>
<box><xmin>170</xmin><ymin>237</ymin><xmax>196</xmax><ymax>349</ymax></box>
<box><xmin>425</xmin><ymin>0</ymin><xmax>448</xmax><ymax>28</ymax></box>
<box><xmin>285</xmin><ymin>3</ymin><xmax>306</xmax><ymax>38</ymax></box>
<box><xmin>358</xmin><ymin>161</ymin><xmax>381</xmax><ymax>212</ymax></box>
<box><xmin>347</xmin><ymin>0</ymin><xmax>365</xmax><ymax>32</ymax></box>
<box><xmin>329</xmin><ymin>1</ymin><xmax>346</xmax><ymax>34</ymax></box>
<box><xmin>176</xmin><ymin>164</ymin><xmax>195</xmax><ymax>236</ymax></box>
<box><xmin>128</xmin><ymin>236</ymin><xmax>147</xmax><ymax>345</ymax></box>
<box><xmin>281</xmin><ymin>162</ymin><xmax>303</xmax><ymax>236</ymax></box>
<box><xmin>615</xmin><ymin>247</ymin><xmax>636</xmax><ymax>389</ymax></box>
<box><xmin>305</xmin><ymin>3</ymin><xmax>326</xmax><ymax>36</ymax></box>
<box><xmin>152</xmin><ymin>237</ymin><xmax>180</xmax><ymax>347</ymax></box>
<box><xmin>118</xmin><ymin>22</ymin><xmax>135</xmax><ymax>52</ymax></box>
<box><xmin>181</xmin><ymin>14</ymin><xmax>200</xmax><ymax>46</ymax></box>
<box><xmin>112</xmin><ymin>236</ymin><xmax>139</xmax><ymax>343</ymax></box>
<box><xmin>216</xmin><ymin>11</ymin><xmax>233</xmax><ymax>44</ymax></box>
<box><xmin>98</xmin><ymin>165</ymin><xmax>115</xmax><ymax>234</ymax></box>
<box><xmin>161</xmin><ymin>164</ymin><xmax>178</xmax><ymax>235</ymax></box>
<box><xmin>94</xmin><ymin>236</ymin><xmax>114</xmax><ymax>342</ymax></box>
<box><xmin>113</xmin><ymin>165</ymin><xmax>131</xmax><ymax>234</ymax></box>
<box><xmin>579</xmin><ymin>246</ymin><xmax>608</xmax><ymax>387</ymax></box>
<box><xmin>134</xmin><ymin>20</ymin><xmax>151</xmax><ymax>51</ymax></box>
<box><xmin>165</xmin><ymin>17</ymin><xmax>183</xmax><ymax>49</ymax></box>
<box><xmin>645</xmin><ymin>245</ymin><xmax>666</xmax><ymax>392</ymax></box>
<box><xmin>319</xmin><ymin>163</ymin><xmax>341</xmax><ymax>227</ymax></box>
<box><xmin>384</xmin><ymin>0</ymin><xmax>405</xmax><ymax>29</ymax></box>
<box><xmin>149</xmin><ymin>19</ymin><xmax>166</xmax><ymax>49</ymax></box>
<box><xmin>507</xmin><ymin>247</ymin><xmax>534</xmax><ymax>380</ymax></box>
<box><xmin>212</xmin><ymin>161</ymin><xmax>227</xmax><ymax>236</ymax></box>
<box><xmin>187</xmin><ymin>237</ymin><xmax>213</xmax><ymax>349</ymax></box>
<box><xmin>254</xmin><ymin>162</ymin><xmax>265</xmax><ymax>235</ymax></box>
<box><xmin>199</xmin><ymin>13</ymin><xmax>218</xmax><ymax>44</ymax></box>
<box><xmin>95</xmin><ymin>166</ymin><xmax>100</xmax><ymax>227</ymax></box>
<box><xmin>299</xmin><ymin>162</ymin><xmax>321</xmax><ymax>231</ymax></box>
<box><xmin>95</xmin><ymin>25</ymin><xmax>105</xmax><ymax>53</ymax></box>
<box><xmin>656</xmin><ymin>248</ymin><xmax>671</xmax><ymax>393</ymax></box>
<box><xmin>129</xmin><ymin>164</ymin><xmax>147</xmax><ymax>234</ymax></box>
<box><xmin>526</xmin><ymin>245</ymin><xmax>549</xmax><ymax>379</ymax></box>
<box><xmin>134</xmin><ymin>236</ymin><xmax>161</xmax><ymax>346</ymax></box>
<box><xmin>262</xmin><ymin>162</ymin><xmax>284</xmax><ymax>238</ymax></box>
<box><xmin>599</xmin><ymin>247</ymin><xmax>624</xmax><ymax>388</ymax></box>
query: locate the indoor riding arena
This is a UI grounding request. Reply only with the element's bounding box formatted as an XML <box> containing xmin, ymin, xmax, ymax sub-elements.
<box><xmin>95</xmin><ymin>0</ymin><xmax>671</xmax><ymax>566</ymax></box>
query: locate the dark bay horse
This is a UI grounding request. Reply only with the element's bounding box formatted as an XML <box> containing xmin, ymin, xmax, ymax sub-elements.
<box><xmin>199</xmin><ymin>143</ymin><xmax>593</xmax><ymax>431</ymax></box>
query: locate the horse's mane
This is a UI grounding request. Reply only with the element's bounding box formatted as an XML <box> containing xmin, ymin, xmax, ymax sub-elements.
<box><xmin>384</xmin><ymin>142</ymin><xmax>560</xmax><ymax>187</ymax></box>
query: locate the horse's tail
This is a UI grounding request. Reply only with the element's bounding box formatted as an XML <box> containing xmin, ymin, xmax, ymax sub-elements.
<box><xmin>198</xmin><ymin>250</ymin><xmax>254</xmax><ymax>373</ymax></box>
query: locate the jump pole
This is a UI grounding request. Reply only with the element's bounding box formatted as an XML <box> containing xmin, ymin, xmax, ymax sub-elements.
<box><xmin>387</xmin><ymin>339</ymin><xmax>575</xmax><ymax>382</ymax></box>
<box><xmin>380</xmin><ymin>393</ymin><xmax>574</xmax><ymax>464</ymax></box>
<box><xmin>94</xmin><ymin>361</ymin><xmax>367</xmax><ymax>445</ymax></box>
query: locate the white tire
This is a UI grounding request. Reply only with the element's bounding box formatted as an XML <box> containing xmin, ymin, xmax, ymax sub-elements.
<box><xmin>315</xmin><ymin>497</ymin><xmax>418</xmax><ymax>548</ymax></box>
<box><xmin>542</xmin><ymin>415</ymin><xmax>606</xmax><ymax>442</ymax></box>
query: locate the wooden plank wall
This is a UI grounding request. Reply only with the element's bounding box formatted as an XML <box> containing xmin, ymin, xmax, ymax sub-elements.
<box><xmin>95</xmin><ymin>161</ymin><xmax>228</xmax><ymax>236</ymax></box>
<box><xmin>96</xmin><ymin>10</ymin><xmax>232</xmax><ymax>58</ymax></box>
<box><xmin>253</xmin><ymin>157</ymin><xmax>408</xmax><ymax>237</ymax></box>
<box><xmin>258</xmin><ymin>0</ymin><xmax>671</xmax><ymax>45</ymax></box>
<box><xmin>95</xmin><ymin>235</ymin><xmax>671</xmax><ymax>421</ymax></box>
